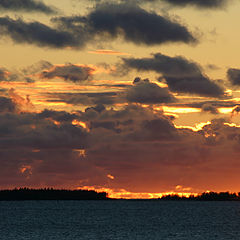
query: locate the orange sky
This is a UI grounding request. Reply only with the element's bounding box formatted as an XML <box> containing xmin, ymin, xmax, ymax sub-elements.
<box><xmin>1</xmin><ymin>0</ymin><xmax>240</xmax><ymax>198</ymax></box>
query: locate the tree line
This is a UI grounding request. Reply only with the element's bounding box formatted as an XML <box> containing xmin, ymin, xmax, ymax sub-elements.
<box><xmin>160</xmin><ymin>192</ymin><xmax>240</xmax><ymax>201</ymax></box>
<box><xmin>0</xmin><ymin>189</ymin><xmax>240</xmax><ymax>201</ymax></box>
<box><xmin>0</xmin><ymin>188</ymin><xmax>108</xmax><ymax>200</ymax></box>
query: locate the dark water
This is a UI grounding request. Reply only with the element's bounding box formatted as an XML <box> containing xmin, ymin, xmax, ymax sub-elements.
<box><xmin>0</xmin><ymin>200</ymin><xmax>240</xmax><ymax>239</ymax></box>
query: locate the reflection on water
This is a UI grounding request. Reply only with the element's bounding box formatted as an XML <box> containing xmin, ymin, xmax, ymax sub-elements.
<box><xmin>0</xmin><ymin>200</ymin><xmax>240</xmax><ymax>239</ymax></box>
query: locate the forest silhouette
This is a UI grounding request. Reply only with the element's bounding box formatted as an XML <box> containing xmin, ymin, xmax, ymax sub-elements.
<box><xmin>0</xmin><ymin>188</ymin><xmax>107</xmax><ymax>200</ymax></box>
<box><xmin>0</xmin><ymin>189</ymin><xmax>240</xmax><ymax>201</ymax></box>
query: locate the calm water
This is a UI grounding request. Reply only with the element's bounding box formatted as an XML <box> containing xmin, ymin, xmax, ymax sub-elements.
<box><xmin>0</xmin><ymin>200</ymin><xmax>240</xmax><ymax>239</ymax></box>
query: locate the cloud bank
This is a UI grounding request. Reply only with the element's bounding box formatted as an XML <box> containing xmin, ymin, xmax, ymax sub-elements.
<box><xmin>0</xmin><ymin>0</ymin><xmax>57</xmax><ymax>14</ymax></box>
<box><xmin>122</xmin><ymin>53</ymin><xmax>225</xmax><ymax>97</ymax></box>
<box><xmin>0</xmin><ymin>3</ymin><xmax>196</xmax><ymax>49</ymax></box>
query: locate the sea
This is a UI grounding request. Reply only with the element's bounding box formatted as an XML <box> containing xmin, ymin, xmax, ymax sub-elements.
<box><xmin>0</xmin><ymin>200</ymin><xmax>239</xmax><ymax>239</ymax></box>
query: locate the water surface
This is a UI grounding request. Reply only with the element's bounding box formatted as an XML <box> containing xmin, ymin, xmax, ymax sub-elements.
<box><xmin>0</xmin><ymin>200</ymin><xmax>239</xmax><ymax>239</ymax></box>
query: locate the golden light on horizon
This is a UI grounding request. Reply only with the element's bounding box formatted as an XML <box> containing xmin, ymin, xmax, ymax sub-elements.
<box><xmin>78</xmin><ymin>186</ymin><xmax>198</xmax><ymax>199</ymax></box>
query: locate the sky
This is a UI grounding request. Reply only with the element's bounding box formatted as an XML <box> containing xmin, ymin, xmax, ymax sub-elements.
<box><xmin>1</xmin><ymin>0</ymin><xmax>240</xmax><ymax>198</ymax></box>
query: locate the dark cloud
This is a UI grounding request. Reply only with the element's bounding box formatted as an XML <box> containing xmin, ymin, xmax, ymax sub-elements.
<box><xmin>40</xmin><ymin>64</ymin><xmax>95</xmax><ymax>83</ymax></box>
<box><xmin>91</xmin><ymin>0</ymin><xmax>230</xmax><ymax>9</ymax></box>
<box><xmin>0</xmin><ymin>68</ymin><xmax>9</xmax><ymax>81</ymax></box>
<box><xmin>227</xmin><ymin>68</ymin><xmax>240</xmax><ymax>86</ymax></box>
<box><xmin>122</xmin><ymin>53</ymin><xmax>225</xmax><ymax>97</ymax></box>
<box><xmin>0</xmin><ymin>0</ymin><xmax>57</xmax><ymax>14</ymax></box>
<box><xmin>0</xmin><ymin>2</ymin><xmax>196</xmax><ymax>49</ymax></box>
<box><xmin>0</xmin><ymin>96</ymin><xmax>16</xmax><ymax>113</ymax></box>
<box><xmin>161</xmin><ymin>0</ymin><xmax>229</xmax><ymax>8</ymax></box>
<box><xmin>46</xmin><ymin>92</ymin><xmax>118</xmax><ymax>106</ymax></box>
<box><xmin>87</xmin><ymin>3</ymin><xmax>196</xmax><ymax>45</ymax></box>
<box><xmin>46</xmin><ymin>77</ymin><xmax>175</xmax><ymax>106</ymax></box>
<box><xmin>231</xmin><ymin>105</ymin><xmax>240</xmax><ymax>116</ymax></box>
<box><xmin>0</xmin><ymin>101</ymin><xmax>240</xmax><ymax>192</ymax></box>
<box><xmin>0</xmin><ymin>111</ymin><xmax>88</xmax><ymax>150</ymax></box>
<box><xmin>126</xmin><ymin>77</ymin><xmax>176</xmax><ymax>104</ymax></box>
<box><xmin>201</xmin><ymin>103</ymin><xmax>219</xmax><ymax>114</ymax></box>
<box><xmin>53</xmin><ymin>3</ymin><xmax>196</xmax><ymax>47</ymax></box>
<box><xmin>0</xmin><ymin>17</ymin><xmax>81</xmax><ymax>48</ymax></box>
<box><xmin>172</xmin><ymin>100</ymin><xmax>236</xmax><ymax>110</ymax></box>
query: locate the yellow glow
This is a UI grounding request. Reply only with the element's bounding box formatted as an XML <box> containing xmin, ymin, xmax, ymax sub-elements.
<box><xmin>224</xmin><ymin>122</ymin><xmax>240</xmax><ymax>128</ymax></box>
<box><xmin>79</xmin><ymin>186</ymin><xmax>198</xmax><ymax>199</ymax></box>
<box><xmin>162</xmin><ymin>106</ymin><xmax>201</xmax><ymax>114</ymax></box>
<box><xmin>219</xmin><ymin>107</ymin><xmax>236</xmax><ymax>114</ymax></box>
<box><xmin>34</xmin><ymin>101</ymin><xmax>68</xmax><ymax>107</ymax></box>
<box><xmin>175</xmin><ymin>121</ymin><xmax>211</xmax><ymax>131</ymax></box>
<box><xmin>72</xmin><ymin>120</ymin><xmax>90</xmax><ymax>132</ymax></box>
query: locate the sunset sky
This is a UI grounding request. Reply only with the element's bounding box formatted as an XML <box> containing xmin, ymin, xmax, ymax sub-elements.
<box><xmin>1</xmin><ymin>0</ymin><xmax>240</xmax><ymax>198</ymax></box>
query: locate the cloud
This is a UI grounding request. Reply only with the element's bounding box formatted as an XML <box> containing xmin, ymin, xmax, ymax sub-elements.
<box><xmin>0</xmin><ymin>100</ymin><xmax>240</xmax><ymax>192</ymax></box>
<box><xmin>227</xmin><ymin>68</ymin><xmax>240</xmax><ymax>86</ymax></box>
<box><xmin>0</xmin><ymin>0</ymin><xmax>57</xmax><ymax>14</ymax></box>
<box><xmin>0</xmin><ymin>96</ymin><xmax>16</xmax><ymax>113</ymax></box>
<box><xmin>40</xmin><ymin>64</ymin><xmax>95</xmax><ymax>83</ymax></box>
<box><xmin>89</xmin><ymin>3</ymin><xmax>196</xmax><ymax>45</ymax></box>
<box><xmin>0</xmin><ymin>17</ymin><xmax>81</xmax><ymax>48</ymax></box>
<box><xmin>22</xmin><ymin>60</ymin><xmax>53</xmax><ymax>75</ymax></box>
<box><xmin>0</xmin><ymin>68</ymin><xmax>9</xmax><ymax>81</ymax></box>
<box><xmin>45</xmin><ymin>77</ymin><xmax>175</xmax><ymax>105</ymax></box>
<box><xmin>88</xmin><ymin>49</ymin><xmax>130</xmax><ymax>55</ymax></box>
<box><xmin>0</xmin><ymin>110</ymin><xmax>89</xmax><ymax>150</ymax></box>
<box><xmin>46</xmin><ymin>92</ymin><xmax>118</xmax><ymax>106</ymax></box>
<box><xmin>122</xmin><ymin>53</ymin><xmax>225</xmax><ymax>97</ymax></box>
<box><xmin>161</xmin><ymin>0</ymin><xmax>229</xmax><ymax>9</ymax></box>
<box><xmin>91</xmin><ymin>0</ymin><xmax>230</xmax><ymax>9</ymax></box>
<box><xmin>126</xmin><ymin>77</ymin><xmax>176</xmax><ymax>104</ymax></box>
<box><xmin>53</xmin><ymin>3</ymin><xmax>196</xmax><ymax>46</ymax></box>
<box><xmin>8</xmin><ymin>88</ymin><xmax>35</xmax><ymax>112</ymax></box>
<box><xmin>201</xmin><ymin>103</ymin><xmax>219</xmax><ymax>114</ymax></box>
<box><xmin>0</xmin><ymin>3</ymin><xmax>196</xmax><ymax>49</ymax></box>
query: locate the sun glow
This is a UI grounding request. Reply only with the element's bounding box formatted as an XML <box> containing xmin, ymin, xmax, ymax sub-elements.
<box><xmin>78</xmin><ymin>186</ymin><xmax>198</xmax><ymax>199</ymax></box>
<box><xmin>162</xmin><ymin>106</ymin><xmax>201</xmax><ymax>114</ymax></box>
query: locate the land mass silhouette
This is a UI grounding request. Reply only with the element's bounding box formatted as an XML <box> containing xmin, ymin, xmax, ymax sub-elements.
<box><xmin>0</xmin><ymin>188</ymin><xmax>108</xmax><ymax>200</ymax></box>
<box><xmin>0</xmin><ymin>188</ymin><xmax>240</xmax><ymax>201</ymax></box>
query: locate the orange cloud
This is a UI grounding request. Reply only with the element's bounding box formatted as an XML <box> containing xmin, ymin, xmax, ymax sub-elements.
<box><xmin>88</xmin><ymin>49</ymin><xmax>130</xmax><ymax>56</ymax></box>
<box><xmin>72</xmin><ymin>120</ymin><xmax>90</xmax><ymax>132</ymax></box>
<box><xmin>8</xmin><ymin>88</ymin><xmax>35</xmax><ymax>113</ymax></box>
